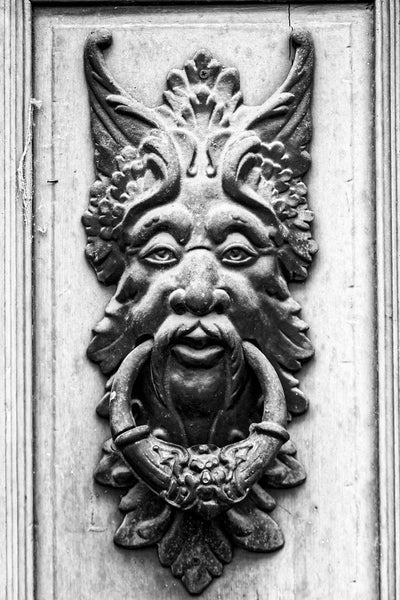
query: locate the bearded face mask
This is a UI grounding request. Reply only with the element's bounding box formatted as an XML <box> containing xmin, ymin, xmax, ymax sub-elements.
<box><xmin>82</xmin><ymin>29</ymin><xmax>316</xmax><ymax>594</ymax></box>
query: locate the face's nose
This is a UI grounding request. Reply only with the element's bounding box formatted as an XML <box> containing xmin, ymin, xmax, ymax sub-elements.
<box><xmin>169</xmin><ymin>251</ymin><xmax>230</xmax><ymax>316</ymax></box>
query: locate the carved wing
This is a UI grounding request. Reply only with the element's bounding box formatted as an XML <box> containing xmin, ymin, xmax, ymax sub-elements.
<box><xmin>245</xmin><ymin>29</ymin><xmax>314</xmax><ymax>178</ymax></box>
<box><xmin>84</xmin><ymin>28</ymin><xmax>162</xmax><ymax>177</ymax></box>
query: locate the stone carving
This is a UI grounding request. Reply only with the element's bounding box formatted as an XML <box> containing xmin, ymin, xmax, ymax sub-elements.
<box><xmin>83</xmin><ymin>28</ymin><xmax>315</xmax><ymax>594</ymax></box>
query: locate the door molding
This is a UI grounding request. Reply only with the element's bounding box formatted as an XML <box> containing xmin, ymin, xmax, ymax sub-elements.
<box><xmin>0</xmin><ymin>2</ymin><xmax>34</xmax><ymax>600</ymax></box>
<box><xmin>0</xmin><ymin>1</ymin><xmax>398</xmax><ymax>598</ymax></box>
<box><xmin>375</xmin><ymin>2</ymin><xmax>400</xmax><ymax>597</ymax></box>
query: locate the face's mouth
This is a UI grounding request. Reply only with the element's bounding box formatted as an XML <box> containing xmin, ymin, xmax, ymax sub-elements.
<box><xmin>171</xmin><ymin>326</ymin><xmax>225</xmax><ymax>368</ymax></box>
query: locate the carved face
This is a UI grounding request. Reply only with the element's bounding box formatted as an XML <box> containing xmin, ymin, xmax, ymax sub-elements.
<box><xmin>122</xmin><ymin>198</ymin><xmax>277</xmax><ymax>343</ymax></box>
<box><xmin>83</xmin><ymin>35</ymin><xmax>317</xmax><ymax>447</ymax></box>
<box><xmin>115</xmin><ymin>178</ymin><xmax>280</xmax><ymax>443</ymax></box>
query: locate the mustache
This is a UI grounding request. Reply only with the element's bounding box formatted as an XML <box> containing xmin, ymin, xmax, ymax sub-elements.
<box><xmin>152</xmin><ymin>313</ymin><xmax>242</xmax><ymax>355</ymax></box>
<box><xmin>149</xmin><ymin>314</ymin><xmax>245</xmax><ymax>405</ymax></box>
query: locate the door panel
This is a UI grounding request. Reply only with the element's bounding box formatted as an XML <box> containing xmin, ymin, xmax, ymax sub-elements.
<box><xmin>33</xmin><ymin>5</ymin><xmax>375</xmax><ymax>598</ymax></box>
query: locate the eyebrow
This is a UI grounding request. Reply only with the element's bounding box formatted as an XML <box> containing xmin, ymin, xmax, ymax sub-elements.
<box><xmin>124</xmin><ymin>206</ymin><xmax>192</xmax><ymax>246</ymax></box>
<box><xmin>205</xmin><ymin>207</ymin><xmax>274</xmax><ymax>246</ymax></box>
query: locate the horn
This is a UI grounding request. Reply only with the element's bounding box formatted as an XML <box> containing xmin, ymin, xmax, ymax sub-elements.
<box><xmin>109</xmin><ymin>339</ymin><xmax>153</xmax><ymax>439</ymax></box>
<box><xmin>221</xmin><ymin>131</ymin><xmax>281</xmax><ymax>227</ymax></box>
<box><xmin>221</xmin><ymin>341</ymin><xmax>289</xmax><ymax>493</ymax></box>
<box><xmin>122</xmin><ymin>129</ymin><xmax>181</xmax><ymax>224</ymax></box>
<box><xmin>110</xmin><ymin>340</ymin><xmax>188</xmax><ymax>496</ymax></box>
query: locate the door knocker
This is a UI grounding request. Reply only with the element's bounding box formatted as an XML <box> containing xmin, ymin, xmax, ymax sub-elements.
<box><xmin>82</xmin><ymin>28</ymin><xmax>316</xmax><ymax>594</ymax></box>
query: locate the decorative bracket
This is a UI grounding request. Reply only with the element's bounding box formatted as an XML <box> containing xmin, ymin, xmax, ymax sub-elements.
<box><xmin>83</xmin><ymin>28</ymin><xmax>315</xmax><ymax>594</ymax></box>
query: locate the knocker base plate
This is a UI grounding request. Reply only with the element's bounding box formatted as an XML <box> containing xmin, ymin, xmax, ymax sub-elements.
<box><xmin>84</xmin><ymin>27</ymin><xmax>314</xmax><ymax>593</ymax></box>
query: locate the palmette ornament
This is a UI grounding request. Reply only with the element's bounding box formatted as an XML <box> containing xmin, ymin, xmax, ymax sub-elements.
<box><xmin>83</xmin><ymin>28</ymin><xmax>315</xmax><ymax>594</ymax></box>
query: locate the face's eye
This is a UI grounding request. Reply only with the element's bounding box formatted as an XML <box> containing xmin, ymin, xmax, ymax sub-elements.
<box><xmin>221</xmin><ymin>243</ymin><xmax>258</xmax><ymax>266</ymax></box>
<box><xmin>141</xmin><ymin>245</ymin><xmax>179</xmax><ymax>266</ymax></box>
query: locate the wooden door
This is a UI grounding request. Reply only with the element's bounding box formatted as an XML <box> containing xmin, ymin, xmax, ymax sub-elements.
<box><xmin>1</xmin><ymin>1</ymin><xmax>399</xmax><ymax>599</ymax></box>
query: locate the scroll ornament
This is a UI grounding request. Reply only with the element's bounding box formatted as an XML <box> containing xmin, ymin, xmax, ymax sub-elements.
<box><xmin>83</xmin><ymin>28</ymin><xmax>316</xmax><ymax>594</ymax></box>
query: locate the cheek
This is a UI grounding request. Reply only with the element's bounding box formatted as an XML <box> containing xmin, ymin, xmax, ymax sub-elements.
<box><xmin>221</xmin><ymin>256</ymin><xmax>279</xmax><ymax>334</ymax></box>
<box><xmin>118</xmin><ymin>262</ymin><xmax>151</xmax><ymax>300</ymax></box>
<box><xmin>122</xmin><ymin>260</ymin><xmax>179</xmax><ymax>319</ymax></box>
<box><xmin>222</xmin><ymin>256</ymin><xmax>278</xmax><ymax>302</ymax></box>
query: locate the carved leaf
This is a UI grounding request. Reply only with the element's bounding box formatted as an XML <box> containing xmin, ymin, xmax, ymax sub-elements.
<box><xmin>114</xmin><ymin>482</ymin><xmax>173</xmax><ymax>548</ymax></box>
<box><xmin>87</xmin><ymin>296</ymin><xmax>137</xmax><ymax>374</ymax></box>
<box><xmin>249</xmin><ymin>483</ymin><xmax>276</xmax><ymax>511</ymax></box>
<box><xmin>96</xmin><ymin>391</ymin><xmax>110</xmax><ymax>417</ymax></box>
<box><xmin>277</xmin><ymin>366</ymin><xmax>309</xmax><ymax>415</ymax></box>
<box><xmin>260</xmin><ymin>292</ymin><xmax>314</xmax><ymax>370</ymax></box>
<box><xmin>95</xmin><ymin>375</ymin><xmax>114</xmax><ymax>417</ymax></box>
<box><xmin>221</xmin><ymin>496</ymin><xmax>284</xmax><ymax>552</ymax></box>
<box><xmin>158</xmin><ymin>513</ymin><xmax>232</xmax><ymax>594</ymax></box>
<box><xmin>261</xmin><ymin>440</ymin><xmax>306</xmax><ymax>488</ymax></box>
<box><xmin>94</xmin><ymin>438</ymin><xmax>136</xmax><ymax>488</ymax></box>
<box><xmin>250</xmin><ymin>287</ymin><xmax>313</xmax><ymax>417</ymax></box>
<box><xmin>158</xmin><ymin>49</ymin><xmax>243</xmax><ymax>131</ymax></box>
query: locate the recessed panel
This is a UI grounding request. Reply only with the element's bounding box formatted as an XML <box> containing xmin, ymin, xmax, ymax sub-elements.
<box><xmin>34</xmin><ymin>5</ymin><xmax>375</xmax><ymax>599</ymax></box>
